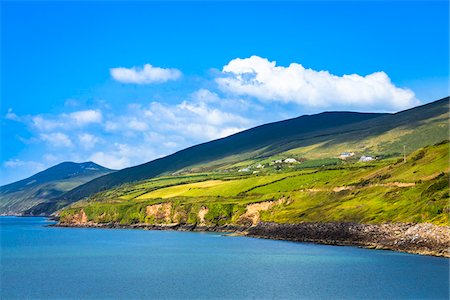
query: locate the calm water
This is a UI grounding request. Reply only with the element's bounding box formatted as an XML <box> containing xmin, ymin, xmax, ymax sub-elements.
<box><xmin>1</xmin><ymin>217</ymin><xmax>449</xmax><ymax>299</ymax></box>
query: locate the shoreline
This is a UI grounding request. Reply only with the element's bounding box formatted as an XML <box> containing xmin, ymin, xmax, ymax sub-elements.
<box><xmin>55</xmin><ymin>221</ymin><xmax>450</xmax><ymax>258</ymax></box>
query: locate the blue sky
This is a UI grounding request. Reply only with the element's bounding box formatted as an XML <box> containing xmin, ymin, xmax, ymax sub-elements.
<box><xmin>1</xmin><ymin>0</ymin><xmax>449</xmax><ymax>185</ymax></box>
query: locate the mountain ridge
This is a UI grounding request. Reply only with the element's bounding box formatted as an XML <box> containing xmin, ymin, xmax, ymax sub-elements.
<box><xmin>23</xmin><ymin>97</ymin><xmax>450</xmax><ymax>215</ymax></box>
<box><xmin>57</xmin><ymin>97</ymin><xmax>449</xmax><ymax>204</ymax></box>
<box><xmin>0</xmin><ymin>161</ymin><xmax>114</xmax><ymax>215</ymax></box>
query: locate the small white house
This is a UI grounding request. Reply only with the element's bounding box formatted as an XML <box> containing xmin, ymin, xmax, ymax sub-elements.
<box><xmin>274</xmin><ymin>159</ymin><xmax>283</xmax><ymax>164</ymax></box>
<box><xmin>339</xmin><ymin>152</ymin><xmax>355</xmax><ymax>160</ymax></box>
<box><xmin>256</xmin><ymin>164</ymin><xmax>264</xmax><ymax>169</ymax></box>
<box><xmin>284</xmin><ymin>158</ymin><xmax>297</xmax><ymax>163</ymax></box>
<box><xmin>359</xmin><ymin>156</ymin><xmax>374</xmax><ymax>162</ymax></box>
<box><xmin>238</xmin><ymin>167</ymin><xmax>250</xmax><ymax>172</ymax></box>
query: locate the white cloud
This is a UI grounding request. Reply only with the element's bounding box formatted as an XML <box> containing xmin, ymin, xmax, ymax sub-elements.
<box><xmin>104</xmin><ymin>121</ymin><xmax>119</xmax><ymax>132</ymax></box>
<box><xmin>89</xmin><ymin>151</ymin><xmax>130</xmax><ymax>170</ymax></box>
<box><xmin>31</xmin><ymin>109</ymin><xmax>102</xmax><ymax>131</ymax></box>
<box><xmin>89</xmin><ymin>143</ymin><xmax>157</xmax><ymax>170</ymax></box>
<box><xmin>177</xmin><ymin>101</ymin><xmax>249</xmax><ymax>126</ymax></box>
<box><xmin>128</xmin><ymin>119</ymin><xmax>149</xmax><ymax>131</ymax></box>
<box><xmin>103</xmin><ymin>90</ymin><xmax>252</xmax><ymax>142</ymax></box>
<box><xmin>40</xmin><ymin>132</ymin><xmax>73</xmax><ymax>148</ymax></box>
<box><xmin>110</xmin><ymin>64</ymin><xmax>182</xmax><ymax>84</ymax></box>
<box><xmin>4</xmin><ymin>159</ymin><xmax>45</xmax><ymax>171</ymax></box>
<box><xmin>145</xmin><ymin>95</ymin><xmax>251</xmax><ymax>141</ymax></box>
<box><xmin>69</xmin><ymin>110</ymin><xmax>102</xmax><ymax>125</ymax></box>
<box><xmin>78</xmin><ymin>133</ymin><xmax>99</xmax><ymax>149</ymax></box>
<box><xmin>5</xmin><ymin>108</ymin><xmax>20</xmax><ymax>121</ymax></box>
<box><xmin>217</xmin><ymin>56</ymin><xmax>420</xmax><ymax>111</ymax></box>
<box><xmin>163</xmin><ymin>141</ymin><xmax>178</xmax><ymax>148</ymax></box>
<box><xmin>190</xmin><ymin>88</ymin><xmax>221</xmax><ymax>103</ymax></box>
<box><xmin>180</xmin><ymin>123</ymin><xmax>243</xmax><ymax>140</ymax></box>
<box><xmin>43</xmin><ymin>153</ymin><xmax>60</xmax><ymax>163</ymax></box>
<box><xmin>32</xmin><ymin>116</ymin><xmax>63</xmax><ymax>131</ymax></box>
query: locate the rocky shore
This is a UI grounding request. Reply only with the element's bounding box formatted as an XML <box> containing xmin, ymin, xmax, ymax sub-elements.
<box><xmin>56</xmin><ymin>221</ymin><xmax>450</xmax><ymax>257</ymax></box>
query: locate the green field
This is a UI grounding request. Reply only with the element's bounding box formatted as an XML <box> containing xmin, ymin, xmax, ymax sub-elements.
<box><xmin>60</xmin><ymin>141</ymin><xmax>449</xmax><ymax>227</ymax></box>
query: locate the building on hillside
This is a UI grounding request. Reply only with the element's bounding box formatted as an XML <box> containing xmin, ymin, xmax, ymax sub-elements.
<box><xmin>359</xmin><ymin>156</ymin><xmax>374</xmax><ymax>162</ymax></box>
<box><xmin>339</xmin><ymin>152</ymin><xmax>355</xmax><ymax>160</ymax></box>
<box><xmin>238</xmin><ymin>167</ymin><xmax>250</xmax><ymax>172</ymax></box>
<box><xmin>284</xmin><ymin>158</ymin><xmax>297</xmax><ymax>163</ymax></box>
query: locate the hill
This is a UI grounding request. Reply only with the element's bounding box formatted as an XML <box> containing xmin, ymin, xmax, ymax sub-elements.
<box><xmin>0</xmin><ymin>162</ymin><xmax>114</xmax><ymax>215</ymax></box>
<box><xmin>60</xmin><ymin>141</ymin><xmax>449</xmax><ymax>226</ymax></box>
<box><xmin>30</xmin><ymin>97</ymin><xmax>449</xmax><ymax>215</ymax></box>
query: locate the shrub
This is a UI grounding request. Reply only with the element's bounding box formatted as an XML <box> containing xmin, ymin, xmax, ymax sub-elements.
<box><xmin>412</xmin><ymin>150</ymin><xmax>426</xmax><ymax>161</ymax></box>
<box><xmin>204</xmin><ymin>204</ymin><xmax>234</xmax><ymax>226</ymax></box>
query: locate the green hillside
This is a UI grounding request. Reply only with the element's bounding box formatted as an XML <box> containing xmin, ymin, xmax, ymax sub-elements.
<box><xmin>0</xmin><ymin>162</ymin><xmax>114</xmax><ymax>215</ymax></box>
<box><xmin>60</xmin><ymin>140</ymin><xmax>449</xmax><ymax>226</ymax></box>
<box><xmin>39</xmin><ymin>97</ymin><xmax>450</xmax><ymax>215</ymax></box>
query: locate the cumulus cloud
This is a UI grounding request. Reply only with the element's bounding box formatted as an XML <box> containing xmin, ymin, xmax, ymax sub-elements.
<box><xmin>31</xmin><ymin>110</ymin><xmax>102</xmax><ymax>131</ymax></box>
<box><xmin>32</xmin><ymin>116</ymin><xmax>63</xmax><ymax>131</ymax></box>
<box><xmin>190</xmin><ymin>88</ymin><xmax>221</xmax><ymax>103</ymax></box>
<box><xmin>89</xmin><ymin>143</ymin><xmax>157</xmax><ymax>170</ymax></box>
<box><xmin>128</xmin><ymin>119</ymin><xmax>149</xmax><ymax>131</ymax></box>
<box><xmin>89</xmin><ymin>151</ymin><xmax>130</xmax><ymax>170</ymax></box>
<box><xmin>177</xmin><ymin>101</ymin><xmax>248</xmax><ymax>126</ymax></box>
<box><xmin>110</xmin><ymin>64</ymin><xmax>182</xmax><ymax>84</ymax></box>
<box><xmin>78</xmin><ymin>133</ymin><xmax>99</xmax><ymax>149</ymax></box>
<box><xmin>40</xmin><ymin>132</ymin><xmax>73</xmax><ymax>148</ymax></box>
<box><xmin>216</xmin><ymin>56</ymin><xmax>420</xmax><ymax>111</ymax></box>
<box><xmin>143</xmin><ymin>93</ymin><xmax>251</xmax><ymax>140</ymax></box>
<box><xmin>69</xmin><ymin>110</ymin><xmax>102</xmax><ymax>125</ymax></box>
<box><xmin>5</xmin><ymin>108</ymin><xmax>20</xmax><ymax>121</ymax></box>
<box><xmin>4</xmin><ymin>159</ymin><xmax>44</xmax><ymax>170</ymax></box>
<box><xmin>102</xmin><ymin>89</ymin><xmax>252</xmax><ymax>141</ymax></box>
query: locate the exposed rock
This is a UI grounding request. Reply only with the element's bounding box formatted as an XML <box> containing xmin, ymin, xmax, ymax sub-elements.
<box><xmin>146</xmin><ymin>203</ymin><xmax>172</xmax><ymax>223</ymax></box>
<box><xmin>237</xmin><ymin>198</ymin><xmax>285</xmax><ymax>226</ymax></box>
<box><xmin>197</xmin><ymin>206</ymin><xmax>209</xmax><ymax>225</ymax></box>
<box><xmin>246</xmin><ymin>222</ymin><xmax>450</xmax><ymax>257</ymax></box>
<box><xmin>62</xmin><ymin>209</ymin><xmax>88</xmax><ymax>225</ymax></box>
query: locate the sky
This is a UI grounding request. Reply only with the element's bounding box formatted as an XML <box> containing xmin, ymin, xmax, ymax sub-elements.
<box><xmin>1</xmin><ymin>0</ymin><xmax>449</xmax><ymax>185</ymax></box>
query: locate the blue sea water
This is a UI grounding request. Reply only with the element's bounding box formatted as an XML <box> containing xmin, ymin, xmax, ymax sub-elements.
<box><xmin>1</xmin><ymin>217</ymin><xmax>448</xmax><ymax>299</ymax></box>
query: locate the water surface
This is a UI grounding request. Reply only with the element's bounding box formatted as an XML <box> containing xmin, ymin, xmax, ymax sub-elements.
<box><xmin>1</xmin><ymin>217</ymin><xmax>448</xmax><ymax>299</ymax></box>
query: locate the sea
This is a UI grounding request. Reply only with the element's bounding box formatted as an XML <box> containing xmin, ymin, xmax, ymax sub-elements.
<box><xmin>1</xmin><ymin>216</ymin><xmax>448</xmax><ymax>299</ymax></box>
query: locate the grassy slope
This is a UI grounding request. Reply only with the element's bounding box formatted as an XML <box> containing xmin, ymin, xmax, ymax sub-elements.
<box><xmin>60</xmin><ymin>141</ymin><xmax>449</xmax><ymax>226</ymax></box>
<box><xmin>59</xmin><ymin>111</ymin><xmax>384</xmax><ymax>203</ymax></box>
<box><xmin>42</xmin><ymin>98</ymin><xmax>450</xmax><ymax>215</ymax></box>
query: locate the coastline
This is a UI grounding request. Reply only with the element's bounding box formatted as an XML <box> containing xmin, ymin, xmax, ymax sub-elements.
<box><xmin>55</xmin><ymin>221</ymin><xmax>450</xmax><ymax>258</ymax></box>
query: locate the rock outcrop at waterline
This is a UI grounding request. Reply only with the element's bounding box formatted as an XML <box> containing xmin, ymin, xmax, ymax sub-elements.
<box><xmin>56</xmin><ymin>218</ymin><xmax>450</xmax><ymax>257</ymax></box>
<box><xmin>246</xmin><ymin>222</ymin><xmax>450</xmax><ymax>257</ymax></box>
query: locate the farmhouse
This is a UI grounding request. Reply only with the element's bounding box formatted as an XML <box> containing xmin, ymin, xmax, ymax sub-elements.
<box><xmin>339</xmin><ymin>152</ymin><xmax>355</xmax><ymax>160</ymax></box>
<box><xmin>359</xmin><ymin>156</ymin><xmax>374</xmax><ymax>162</ymax></box>
<box><xmin>284</xmin><ymin>158</ymin><xmax>297</xmax><ymax>163</ymax></box>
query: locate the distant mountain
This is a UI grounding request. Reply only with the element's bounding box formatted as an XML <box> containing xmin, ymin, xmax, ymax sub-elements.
<box><xmin>0</xmin><ymin>162</ymin><xmax>114</xmax><ymax>215</ymax></box>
